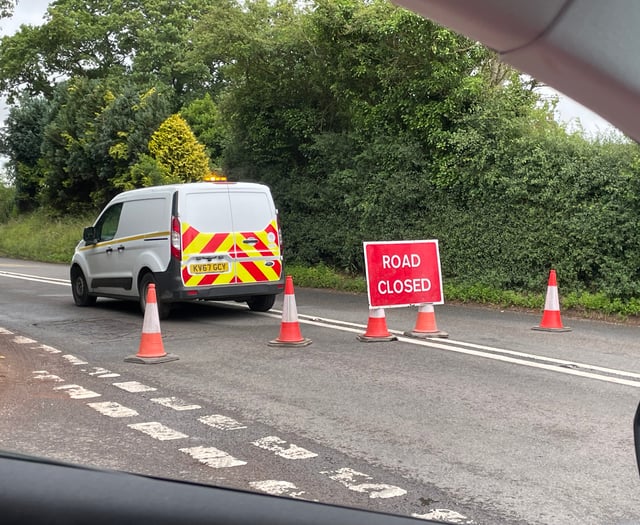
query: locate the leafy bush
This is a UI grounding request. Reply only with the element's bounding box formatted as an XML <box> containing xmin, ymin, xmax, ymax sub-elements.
<box><xmin>0</xmin><ymin>184</ymin><xmax>16</xmax><ymax>222</ymax></box>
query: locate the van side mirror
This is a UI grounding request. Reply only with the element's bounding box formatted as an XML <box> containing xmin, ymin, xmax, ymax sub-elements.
<box><xmin>83</xmin><ymin>226</ymin><xmax>97</xmax><ymax>245</ymax></box>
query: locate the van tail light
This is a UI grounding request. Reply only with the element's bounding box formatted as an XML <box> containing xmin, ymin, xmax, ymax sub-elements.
<box><xmin>171</xmin><ymin>216</ymin><xmax>181</xmax><ymax>260</ymax></box>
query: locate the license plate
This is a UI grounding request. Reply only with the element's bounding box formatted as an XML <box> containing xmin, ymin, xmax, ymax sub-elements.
<box><xmin>189</xmin><ymin>262</ymin><xmax>229</xmax><ymax>274</ymax></box>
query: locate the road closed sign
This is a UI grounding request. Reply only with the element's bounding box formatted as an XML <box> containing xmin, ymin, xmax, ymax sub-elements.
<box><xmin>363</xmin><ymin>240</ymin><xmax>443</xmax><ymax>308</ymax></box>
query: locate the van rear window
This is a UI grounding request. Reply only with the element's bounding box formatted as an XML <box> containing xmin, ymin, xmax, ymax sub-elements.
<box><xmin>184</xmin><ymin>192</ymin><xmax>233</xmax><ymax>232</ymax></box>
<box><xmin>230</xmin><ymin>192</ymin><xmax>273</xmax><ymax>231</ymax></box>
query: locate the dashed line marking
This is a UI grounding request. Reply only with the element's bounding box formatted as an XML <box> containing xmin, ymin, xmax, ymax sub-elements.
<box><xmin>151</xmin><ymin>397</ymin><xmax>202</xmax><ymax>411</ymax></box>
<box><xmin>128</xmin><ymin>422</ymin><xmax>188</xmax><ymax>441</ymax></box>
<box><xmin>412</xmin><ymin>510</ymin><xmax>474</xmax><ymax>523</ymax></box>
<box><xmin>199</xmin><ymin>414</ymin><xmax>247</xmax><ymax>430</ymax></box>
<box><xmin>62</xmin><ymin>354</ymin><xmax>89</xmax><ymax>366</ymax></box>
<box><xmin>249</xmin><ymin>480</ymin><xmax>306</xmax><ymax>498</ymax></box>
<box><xmin>180</xmin><ymin>446</ymin><xmax>247</xmax><ymax>468</ymax></box>
<box><xmin>37</xmin><ymin>344</ymin><xmax>61</xmax><ymax>354</ymax></box>
<box><xmin>54</xmin><ymin>384</ymin><xmax>101</xmax><ymax>399</ymax></box>
<box><xmin>87</xmin><ymin>401</ymin><xmax>139</xmax><ymax>418</ymax></box>
<box><xmin>252</xmin><ymin>436</ymin><xmax>318</xmax><ymax>460</ymax></box>
<box><xmin>0</xmin><ymin>328</ymin><xmax>14</xmax><ymax>335</ymax></box>
<box><xmin>321</xmin><ymin>468</ymin><xmax>407</xmax><ymax>499</ymax></box>
<box><xmin>113</xmin><ymin>381</ymin><xmax>157</xmax><ymax>393</ymax></box>
<box><xmin>87</xmin><ymin>367</ymin><xmax>120</xmax><ymax>378</ymax></box>
<box><xmin>13</xmin><ymin>335</ymin><xmax>37</xmax><ymax>344</ymax></box>
<box><xmin>32</xmin><ymin>370</ymin><xmax>64</xmax><ymax>382</ymax></box>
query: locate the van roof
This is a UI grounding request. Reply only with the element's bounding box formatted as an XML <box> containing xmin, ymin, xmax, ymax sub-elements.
<box><xmin>110</xmin><ymin>182</ymin><xmax>270</xmax><ymax>202</ymax></box>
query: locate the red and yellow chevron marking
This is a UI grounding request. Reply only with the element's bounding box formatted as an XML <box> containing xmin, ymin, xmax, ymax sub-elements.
<box><xmin>234</xmin><ymin>220</ymin><xmax>281</xmax><ymax>283</ymax></box>
<box><xmin>234</xmin><ymin>221</ymin><xmax>280</xmax><ymax>259</ymax></box>
<box><xmin>182</xmin><ymin>225</ymin><xmax>234</xmax><ymax>256</ymax></box>
<box><xmin>236</xmin><ymin>259</ymin><xmax>282</xmax><ymax>283</ymax></box>
<box><xmin>180</xmin><ymin>221</ymin><xmax>282</xmax><ymax>287</ymax></box>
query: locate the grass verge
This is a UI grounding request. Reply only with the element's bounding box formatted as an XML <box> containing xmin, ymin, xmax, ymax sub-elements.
<box><xmin>0</xmin><ymin>210</ymin><xmax>91</xmax><ymax>263</ymax></box>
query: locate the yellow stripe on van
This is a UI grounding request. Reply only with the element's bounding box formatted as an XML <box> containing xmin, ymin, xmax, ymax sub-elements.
<box><xmin>78</xmin><ymin>231</ymin><xmax>170</xmax><ymax>251</ymax></box>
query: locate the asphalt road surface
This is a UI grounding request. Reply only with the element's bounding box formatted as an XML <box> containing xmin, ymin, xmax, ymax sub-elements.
<box><xmin>1</xmin><ymin>257</ymin><xmax>639</xmax><ymax>524</ymax></box>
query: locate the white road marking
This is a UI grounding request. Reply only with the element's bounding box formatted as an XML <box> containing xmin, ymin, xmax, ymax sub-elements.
<box><xmin>260</xmin><ymin>310</ymin><xmax>640</xmax><ymax>389</ymax></box>
<box><xmin>180</xmin><ymin>446</ymin><xmax>247</xmax><ymax>468</ymax></box>
<box><xmin>413</xmin><ymin>510</ymin><xmax>474</xmax><ymax>523</ymax></box>
<box><xmin>321</xmin><ymin>468</ymin><xmax>407</xmax><ymax>499</ymax></box>
<box><xmin>32</xmin><ymin>370</ymin><xmax>64</xmax><ymax>382</ymax></box>
<box><xmin>54</xmin><ymin>384</ymin><xmax>101</xmax><ymax>399</ymax></box>
<box><xmin>113</xmin><ymin>381</ymin><xmax>157</xmax><ymax>393</ymax></box>
<box><xmin>37</xmin><ymin>344</ymin><xmax>61</xmax><ymax>354</ymax></box>
<box><xmin>249</xmin><ymin>480</ymin><xmax>305</xmax><ymax>498</ymax></box>
<box><xmin>13</xmin><ymin>335</ymin><xmax>37</xmax><ymax>344</ymax></box>
<box><xmin>87</xmin><ymin>401</ymin><xmax>139</xmax><ymax>418</ymax></box>
<box><xmin>87</xmin><ymin>367</ymin><xmax>120</xmax><ymax>378</ymax></box>
<box><xmin>151</xmin><ymin>397</ymin><xmax>201</xmax><ymax>411</ymax></box>
<box><xmin>199</xmin><ymin>414</ymin><xmax>246</xmax><ymax>430</ymax></box>
<box><xmin>62</xmin><ymin>354</ymin><xmax>88</xmax><ymax>366</ymax></box>
<box><xmin>128</xmin><ymin>422</ymin><xmax>188</xmax><ymax>441</ymax></box>
<box><xmin>0</xmin><ymin>271</ymin><xmax>71</xmax><ymax>286</ymax></box>
<box><xmin>252</xmin><ymin>436</ymin><xmax>318</xmax><ymax>460</ymax></box>
<box><xmin>0</xmin><ymin>327</ymin><xmax>13</xmax><ymax>335</ymax></box>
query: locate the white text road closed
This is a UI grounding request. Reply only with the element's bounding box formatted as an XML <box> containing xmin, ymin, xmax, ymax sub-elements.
<box><xmin>364</xmin><ymin>240</ymin><xmax>443</xmax><ymax>308</ymax></box>
<box><xmin>377</xmin><ymin>278</ymin><xmax>432</xmax><ymax>295</ymax></box>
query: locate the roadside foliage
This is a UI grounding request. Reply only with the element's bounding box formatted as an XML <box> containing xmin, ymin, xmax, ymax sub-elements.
<box><xmin>1</xmin><ymin>0</ymin><xmax>639</xmax><ymax>304</ymax></box>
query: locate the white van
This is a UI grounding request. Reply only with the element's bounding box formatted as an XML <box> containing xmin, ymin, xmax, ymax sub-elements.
<box><xmin>70</xmin><ymin>181</ymin><xmax>284</xmax><ymax>318</ymax></box>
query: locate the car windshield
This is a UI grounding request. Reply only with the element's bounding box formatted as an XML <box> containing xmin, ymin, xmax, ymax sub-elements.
<box><xmin>1</xmin><ymin>1</ymin><xmax>639</xmax><ymax>525</ymax></box>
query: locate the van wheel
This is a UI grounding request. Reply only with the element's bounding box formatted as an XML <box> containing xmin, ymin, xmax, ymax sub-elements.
<box><xmin>247</xmin><ymin>294</ymin><xmax>276</xmax><ymax>312</ymax></box>
<box><xmin>139</xmin><ymin>273</ymin><xmax>171</xmax><ymax>320</ymax></box>
<box><xmin>71</xmin><ymin>267</ymin><xmax>96</xmax><ymax>306</ymax></box>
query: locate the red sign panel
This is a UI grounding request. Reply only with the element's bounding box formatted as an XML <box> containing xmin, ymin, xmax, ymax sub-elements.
<box><xmin>363</xmin><ymin>240</ymin><xmax>443</xmax><ymax>308</ymax></box>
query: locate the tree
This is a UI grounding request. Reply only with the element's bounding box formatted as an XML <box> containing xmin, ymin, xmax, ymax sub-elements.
<box><xmin>39</xmin><ymin>77</ymin><xmax>120</xmax><ymax>212</ymax></box>
<box><xmin>39</xmin><ymin>77</ymin><xmax>174</xmax><ymax>212</ymax></box>
<box><xmin>123</xmin><ymin>113</ymin><xmax>210</xmax><ymax>188</ymax></box>
<box><xmin>180</xmin><ymin>94</ymin><xmax>226</xmax><ymax>166</ymax></box>
<box><xmin>0</xmin><ymin>0</ymin><xmax>218</xmax><ymax>103</ymax></box>
<box><xmin>0</xmin><ymin>96</ymin><xmax>52</xmax><ymax>211</ymax></box>
<box><xmin>200</xmin><ymin>0</ymin><xmax>498</xmax><ymax>268</ymax></box>
<box><xmin>100</xmin><ymin>83</ymin><xmax>174</xmax><ymax>196</ymax></box>
<box><xmin>0</xmin><ymin>0</ymin><xmax>15</xmax><ymax>19</ymax></box>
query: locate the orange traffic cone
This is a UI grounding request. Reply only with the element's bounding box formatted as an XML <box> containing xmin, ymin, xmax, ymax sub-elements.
<box><xmin>404</xmin><ymin>304</ymin><xmax>448</xmax><ymax>339</ymax></box>
<box><xmin>357</xmin><ymin>308</ymin><xmax>397</xmax><ymax>342</ymax></box>
<box><xmin>125</xmin><ymin>283</ymin><xmax>179</xmax><ymax>363</ymax></box>
<box><xmin>532</xmin><ymin>269</ymin><xmax>571</xmax><ymax>332</ymax></box>
<box><xmin>268</xmin><ymin>276</ymin><xmax>312</xmax><ymax>347</ymax></box>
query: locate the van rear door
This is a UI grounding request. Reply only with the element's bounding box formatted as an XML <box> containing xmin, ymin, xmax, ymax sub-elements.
<box><xmin>180</xmin><ymin>189</ymin><xmax>236</xmax><ymax>287</ymax></box>
<box><xmin>179</xmin><ymin>186</ymin><xmax>282</xmax><ymax>289</ymax></box>
<box><xmin>229</xmin><ymin>190</ymin><xmax>282</xmax><ymax>285</ymax></box>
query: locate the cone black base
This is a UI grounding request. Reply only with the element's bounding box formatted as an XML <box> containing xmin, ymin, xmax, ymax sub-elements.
<box><xmin>531</xmin><ymin>326</ymin><xmax>571</xmax><ymax>333</ymax></box>
<box><xmin>356</xmin><ymin>334</ymin><xmax>397</xmax><ymax>342</ymax></box>
<box><xmin>404</xmin><ymin>330</ymin><xmax>449</xmax><ymax>339</ymax></box>
<box><xmin>124</xmin><ymin>353</ymin><xmax>179</xmax><ymax>364</ymax></box>
<box><xmin>268</xmin><ymin>338</ymin><xmax>312</xmax><ymax>347</ymax></box>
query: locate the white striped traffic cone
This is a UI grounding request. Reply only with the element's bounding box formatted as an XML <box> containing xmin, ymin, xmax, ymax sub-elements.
<box><xmin>125</xmin><ymin>283</ymin><xmax>179</xmax><ymax>363</ymax></box>
<box><xmin>532</xmin><ymin>269</ymin><xmax>571</xmax><ymax>332</ymax></box>
<box><xmin>357</xmin><ymin>308</ymin><xmax>397</xmax><ymax>342</ymax></box>
<box><xmin>268</xmin><ymin>276</ymin><xmax>312</xmax><ymax>347</ymax></box>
